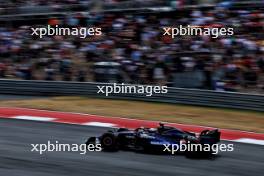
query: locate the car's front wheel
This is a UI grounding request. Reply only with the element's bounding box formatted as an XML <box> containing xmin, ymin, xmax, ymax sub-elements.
<box><xmin>101</xmin><ymin>133</ymin><xmax>118</xmax><ymax>151</ymax></box>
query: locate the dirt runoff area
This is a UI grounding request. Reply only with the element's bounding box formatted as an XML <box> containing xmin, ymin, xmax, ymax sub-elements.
<box><xmin>0</xmin><ymin>96</ymin><xmax>263</xmax><ymax>133</ymax></box>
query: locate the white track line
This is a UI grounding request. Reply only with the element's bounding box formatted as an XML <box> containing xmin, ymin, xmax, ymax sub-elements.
<box><xmin>233</xmin><ymin>138</ymin><xmax>264</xmax><ymax>145</ymax></box>
<box><xmin>12</xmin><ymin>116</ymin><xmax>56</xmax><ymax>122</ymax></box>
<box><xmin>83</xmin><ymin>122</ymin><xmax>116</xmax><ymax>127</ymax></box>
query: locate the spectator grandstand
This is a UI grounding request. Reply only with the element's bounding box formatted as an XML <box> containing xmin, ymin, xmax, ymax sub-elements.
<box><xmin>0</xmin><ymin>1</ymin><xmax>263</xmax><ymax>93</ymax></box>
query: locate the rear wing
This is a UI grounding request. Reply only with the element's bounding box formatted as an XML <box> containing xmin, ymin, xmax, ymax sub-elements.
<box><xmin>199</xmin><ymin>129</ymin><xmax>221</xmax><ymax>144</ymax></box>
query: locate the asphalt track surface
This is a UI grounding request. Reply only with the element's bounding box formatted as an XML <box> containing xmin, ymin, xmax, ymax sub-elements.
<box><xmin>0</xmin><ymin>119</ymin><xmax>263</xmax><ymax>176</ymax></box>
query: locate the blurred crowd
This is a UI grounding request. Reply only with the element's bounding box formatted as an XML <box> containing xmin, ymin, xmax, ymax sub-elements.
<box><xmin>0</xmin><ymin>0</ymin><xmax>168</xmax><ymax>16</ymax></box>
<box><xmin>0</xmin><ymin>5</ymin><xmax>264</xmax><ymax>92</ymax></box>
<box><xmin>0</xmin><ymin>0</ymin><xmax>156</xmax><ymax>8</ymax></box>
<box><xmin>0</xmin><ymin>0</ymin><xmax>85</xmax><ymax>8</ymax></box>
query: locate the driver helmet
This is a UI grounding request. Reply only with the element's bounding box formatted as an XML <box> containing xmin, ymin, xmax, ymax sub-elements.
<box><xmin>159</xmin><ymin>122</ymin><xmax>165</xmax><ymax>128</ymax></box>
<box><xmin>149</xmin><ymin>128</ymin><xmax>157</xmax><ymax>132</ymax></box>
<box><xmin>137</xmin><ymin>126</ymin><xmax>145</xmax><ymax>133</ymax></box>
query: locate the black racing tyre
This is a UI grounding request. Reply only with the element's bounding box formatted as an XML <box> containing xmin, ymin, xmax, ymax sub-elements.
<box><xmin>101</xmin><ymin>133</ymin><xmax>118</xmax><ymax>151</ymax></box>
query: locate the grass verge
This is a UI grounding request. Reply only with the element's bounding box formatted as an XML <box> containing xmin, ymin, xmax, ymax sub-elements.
<box><xmin>0</xmin><ymin>96</ymin><xmax>263</xmax><ymax>133</ymax></box>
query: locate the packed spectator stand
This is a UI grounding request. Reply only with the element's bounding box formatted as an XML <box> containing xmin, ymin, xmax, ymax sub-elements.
<box><xmin>0</xmin><ymin>0</ymin><xmax>263</xmax><ymax>93</ymax></box>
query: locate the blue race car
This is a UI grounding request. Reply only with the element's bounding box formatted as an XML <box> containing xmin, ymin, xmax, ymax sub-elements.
<box><xmin>86</xmin><ymin>123</ymin><xmax>221</xmax><ymax>156</ymax></box>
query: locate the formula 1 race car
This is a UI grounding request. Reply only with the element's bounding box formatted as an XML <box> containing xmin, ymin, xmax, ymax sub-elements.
<box><xmin>86</xmin><ymin>123</ymin><xmax>221</xmax><ymax>156</ymax></box>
